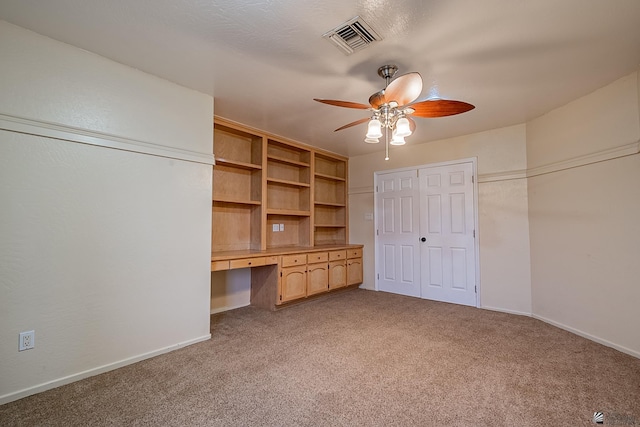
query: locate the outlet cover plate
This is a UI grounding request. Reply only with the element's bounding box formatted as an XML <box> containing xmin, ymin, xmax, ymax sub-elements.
<box><xmin>19</xmin><ymin>330</ymin><xmax>35</xmax><ymax>351</ymax></box>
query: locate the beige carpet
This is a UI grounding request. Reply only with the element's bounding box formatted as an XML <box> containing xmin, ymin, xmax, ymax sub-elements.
<box><xmin>1</xmin><ymin>289</ymin><xmax>639</xmax><ymax>426</ymax></box>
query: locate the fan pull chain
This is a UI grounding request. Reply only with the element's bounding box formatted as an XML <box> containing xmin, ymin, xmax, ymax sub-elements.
<box><xmin>385</xmin><ymin>126</ymin><xmax>389</xmax><ymax>161</ymax></box>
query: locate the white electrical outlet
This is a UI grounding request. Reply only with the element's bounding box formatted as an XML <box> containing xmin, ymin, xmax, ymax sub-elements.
<box><xmin>279</xmin><ymin>223</ymin><xmax>284</xmax><ymax>231</ymax></box>
<box><xmin>272</xmin><ymin>224</ymin><xmax>279</xmax><ymax>232</ymax></box>
<box><xmin>19</xmin><ymin>330</ymin><xmax>35</xmax><ymax>351</ymax></box>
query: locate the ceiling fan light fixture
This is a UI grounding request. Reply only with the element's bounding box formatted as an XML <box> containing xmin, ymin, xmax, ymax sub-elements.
<box><xmin>366</xmin><ymin>118</ymin><xmax>382</xmax><ymax>138</ymax></box>
<box><xmin>390</xmin><ymin>128</ymin><xmax>406</xmax><ymax>146</ymax></box>
<box><xmin>314</xmin><ymin>64</ymin><xmax>474</xmax><ymax>160</ymax></box>
<box><xmin>395</xmin><ymin>117</ymin><xmax>412</xmax><ymax>137</ymax></box>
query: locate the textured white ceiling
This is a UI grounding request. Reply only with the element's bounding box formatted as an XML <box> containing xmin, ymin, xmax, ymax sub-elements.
<box><xmin>2</xmin><ymin>0</ymin><xmax>640</xmax><ymax>157</ymax></box>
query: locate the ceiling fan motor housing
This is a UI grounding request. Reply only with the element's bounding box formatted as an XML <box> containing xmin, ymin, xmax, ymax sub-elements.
<box><xmin>378</xmin><ymin>65</ymin><xmax>398</xmax><ymax>84</ymax></box>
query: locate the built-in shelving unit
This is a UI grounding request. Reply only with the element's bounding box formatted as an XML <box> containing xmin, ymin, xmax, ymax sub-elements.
<box><xmin>212</xmin><ymin>117</ymin><xmax>348</xmax><ymax>252</ymax></box>
<box><xmin>313</xmin><ymin>153</ymin><xmax>347</xmax><ymax>246</ymax></box>
<box><xmin>212</xmin><ymin>121</ymin><xmax>264</xmax><ymax>252</ymax></box>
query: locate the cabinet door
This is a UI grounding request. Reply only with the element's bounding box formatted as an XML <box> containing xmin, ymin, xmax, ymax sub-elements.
<box><xmin>307</xmin><ymin>262</ymin><xmax>329</xmax><ymax>296</ymax></box>
<box><xmin>279</xmin><ymin>265</ymin><xmax>307</xmax><ymax>303</ymax></box>
<box><xmin>347</xmin><ymin>258</ymin><xmax>363</xmax><ymax>286</ymax></box>
<box><xmin>328</xmin><ymin>260</ymin><xmax>347</xmax><ymax>290</ymax></box>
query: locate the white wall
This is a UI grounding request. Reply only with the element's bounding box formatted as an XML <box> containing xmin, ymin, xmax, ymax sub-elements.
<box><xmin>0</xmin><ymin>21</ymin><xmax>214</xmax><ymax>404</ymax></box>
<box><xmin>527</xmin><ymin>71</ymin><xmax>640</xmax><ymax>357</ymax></box>
<box><xmin>349</xmin><ymin>124</ymin><xmax>533</xmax><ymax>315</ymax></box>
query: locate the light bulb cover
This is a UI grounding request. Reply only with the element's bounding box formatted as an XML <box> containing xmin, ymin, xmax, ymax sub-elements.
<box><xmin>390</xmin><ymin>133</ymin><xmax>406</xmax><ymax>145</ymax></box>
<box><xmin>364</xmin><ymin>137</ymin><xmax>380</xmax><ymax>144</ymax></box>
<box><xmin>366</xmin><ymin>119</ymin><xmax>383</xmax><ymax>138</ymax></box>
<box><xmin>395</xmin><ymin>117</ymin><xmax>412</xmax><ymax>137</ymax></box>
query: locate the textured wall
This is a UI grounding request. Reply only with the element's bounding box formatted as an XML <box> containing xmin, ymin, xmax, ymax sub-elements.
<box><xmin>0</xmin><ymin>22</ymin><xmax>213</xmax><ymax>403</ymax></box>
<box><xmin>527</xmin><ymin>71</ymin><xmax>640</xmax><ymax>356</ymax></box>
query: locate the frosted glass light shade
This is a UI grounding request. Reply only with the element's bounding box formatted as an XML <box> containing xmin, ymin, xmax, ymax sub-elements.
<box><xmin>366</xmin><ymin>119</ymin><xmax>382</xmax><ymax>138</ymax></box>
<box><xmin>395</xmin><ymin>117</ymin><xmax>412</xmax><ymax>137</ymax></box>
<box><xmin>364</xmin><ymin>137</ymin><xmax>380</xmax><ymax>144</ymax></box>
<box><xmin>390</xmin><ymin>131</ymin><xmax>406</xmax><ymax>145</ymax></box>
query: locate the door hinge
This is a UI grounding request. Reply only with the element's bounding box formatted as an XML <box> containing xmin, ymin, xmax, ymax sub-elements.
<box><xmin>475</xmin><ymin>286</ymin><xmax>477</xmax><ymax>293</ymax></box>
<box><xmin>377</xmin><ymin>273</ymin><xmax>379</xmax><ymax>280</ymax></box>
<box><xmin>376</xmin><ymin>229</ymin><xmax>379</xmax><ymax>236</ymax></box>
<box><xmin>472</xmin><ymin>175</ymin><xmax>475</xmax><ymax>183</ymax></box>
<box><xmin>473</xmin><ymin>230</ymin><xmax>476</xmax><ymax>238</ymax></box>
<box><xmin>376</xmin><ymin>185</ymin><xmax>378</xmax><ymax>192</ymax></box>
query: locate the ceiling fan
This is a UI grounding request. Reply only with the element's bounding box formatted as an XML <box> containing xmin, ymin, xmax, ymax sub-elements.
<box><xmin>314</xmin><ymin>65</ymin><xmax>475</xmax><ymax>160</ymax></box>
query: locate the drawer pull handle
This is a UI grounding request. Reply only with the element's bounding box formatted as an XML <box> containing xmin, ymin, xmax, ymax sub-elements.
<box><xmin>248</xmin><ymin>262</ymin><xmax>252</xmax><ymax>265</ymax></box>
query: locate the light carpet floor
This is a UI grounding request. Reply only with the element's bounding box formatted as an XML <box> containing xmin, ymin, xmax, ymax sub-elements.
<box><xmin>1</xmin><ymin>289</ymin><xmax>639</xmax><ymax>426</ymax></box>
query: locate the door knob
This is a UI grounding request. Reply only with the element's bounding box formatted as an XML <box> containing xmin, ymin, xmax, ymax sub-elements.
<box><xmin>420</xmin><ymin>237</ymin><xmax>426</xmax><ymax>242</ymax></box>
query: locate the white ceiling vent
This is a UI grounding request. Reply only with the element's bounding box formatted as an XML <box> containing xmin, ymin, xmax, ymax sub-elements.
<box><xmin>322</xmin><ymin>16</ymin><xmax>382</xmax><ymax>55</ymax></box>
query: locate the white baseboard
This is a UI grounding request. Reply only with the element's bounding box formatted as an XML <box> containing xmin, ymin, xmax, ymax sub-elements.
<box><xmin>480</xmin><ymin>305</ymin><xmax>532</xmax><ymax>317</ymax></box>
<box><xmin>0</xmin><ymin>334</ymin><xmax>211</xmax><ymax>406</ymax></box>
<box><xmin>210</xmin><ymin>303</ymin><xmax>250</xmax><ymax>314</ymax></box>
<box><xmin>532</xmin><ymin>314</ymin><xmax>640</xmax><ymax>360</ymax></box>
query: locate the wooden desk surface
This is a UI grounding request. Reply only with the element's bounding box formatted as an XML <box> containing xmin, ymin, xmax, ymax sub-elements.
<box><xmin>211</xmin><ymin>244</ymin><xmax>363</xmax><ymax>262</ymax></box>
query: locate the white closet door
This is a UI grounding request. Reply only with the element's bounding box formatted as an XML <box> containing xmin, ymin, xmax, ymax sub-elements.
<box><xmin>376</xmin><ymin>170</ymin><xmax>421</xmax><ymax>297</ymax></box>
<box><xmin>419</xmin><ymin>162</ymin><xmax>476</xmax><ymax>306</ymax></box>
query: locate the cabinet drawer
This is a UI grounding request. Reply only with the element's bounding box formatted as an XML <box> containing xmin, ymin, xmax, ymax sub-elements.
<box><xmin>329</xmin><ymin>250</ymin><xmax>346</xmax><ymax>261</ymax></box>
<box><xmin>347</xmin><ymin>248</ymin><xmax>363</xmax><ymax>259</ymax></box>
<box><xmin>307</xmin><ymin>252</ymin><xmax>329</xmax><ymax>263</ymax></box>
<box><xmin>211</xmin><ymin>260</ymin><xmax>230</xmax><ymax>271</ymax></box>
<box><xmin>281</xmin><ymin>254</ymin><xmax>307</xmax><ymax>267</ymax></box>
<box><xmin>230</xmin><ymin>257</ymin><xmax>266</xmax><ymax>269</ymax></box>
<box><xmin>265</xmin><ymin>256</ymin><xmax>279</xmax><ymax>265</ymax></box>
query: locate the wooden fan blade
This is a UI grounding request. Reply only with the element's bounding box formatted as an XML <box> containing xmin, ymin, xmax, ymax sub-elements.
<box><xmin>408</xmin><ymin>99</ymin><xmax>475</xmax><ymax>118</ymax></box>
<box><xmin>368</xmin><ymin>90</ymin><xmax>386</xmax><ymax>109</ymax></box>
<box><xmin>384</xmin><ymin>72</ymin><xmax>423</xmax><ymax>107</ymax></box>
<box><xmin>314</xmin><ymin>99</ymin><xmax>370</xmax><ymax>109</ymax></box>
<box><xmin>334</xmin><ymin>117</ymin><xmax>370</xmax><ymax>132</ymax></box>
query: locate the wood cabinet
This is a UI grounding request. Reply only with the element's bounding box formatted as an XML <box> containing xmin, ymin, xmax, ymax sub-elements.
<box><xmin>212</xmin><ymin>245</ymin><xmax>363</xmax><ymax>309</ymax></box>
<box><xmin>212</xmin><ymin>117</ymin><xmax>361</xmax><ymax>309</ymax></box>
<box><xmin>327</xmin><ymin>250</ymin><xmax>347</xmax><ymax>290</ymax></box>
<box><xmin>307</xmin><ymin>262</ymin><xmax>329</xmax><ymax>296</ymax></box>
<box><xmin>347</xmin><ymin>248</ymin><xmax>363</xmax><ymax>286</ymax></box>
<box><xmin>279</xmin><ymin>265</ymin><xmax>307</xmax><ymax>303</ymax></box>
<box><xmin>213</xmin><ymin>117</ymin><xmax>349</xmax><ymax>252</ymax></box>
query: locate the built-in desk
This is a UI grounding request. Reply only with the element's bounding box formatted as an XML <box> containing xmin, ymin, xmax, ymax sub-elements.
<box><xmin>211</xmin><ymin>245</ymin><xmax>363</xmax><ymax>310</ymax></box>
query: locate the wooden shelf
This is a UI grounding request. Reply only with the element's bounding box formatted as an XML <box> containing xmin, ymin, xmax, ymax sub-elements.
<box><xmin>315</xmin><ymin>201</ymin><xmax>346</xmax><ymax>207</ymax></box>
<box><xmin>267</xmin><ymin>178</ymin><xmax>310</xmax><ymax>188</ymax></box>
<box><xmin>267</xmin><ymin>209</ymin><xmax>311</xmax><ymax>217</ymax></box>
<box><xmin>216</xmin><ymin>158</ymin><xmax>262</xmax><ymax>170</ymax></box>
<box><xmin>315</xmin><ymin>172</ymin><xmax>346</xmax><ymax>182</ymax></box>
<box><xmin>213</xmin><ymin>117</ymin><xmax>349</xmax><ymax>252</ymax></box>
<box><xmin>213</xmin><ymin>198</ymin><xmax>261</xmax><ymax>206</ymax></box>
<box><xmin>267</xmin><ymin>154</ymin><xmax>310</xmax><ymax>168</ymax></box>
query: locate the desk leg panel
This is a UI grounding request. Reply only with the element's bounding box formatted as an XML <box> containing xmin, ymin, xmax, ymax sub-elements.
<box><xmin>250</xmin><ymin>264</ymin><xmax>279</xmax><ymax>310</ymax></box>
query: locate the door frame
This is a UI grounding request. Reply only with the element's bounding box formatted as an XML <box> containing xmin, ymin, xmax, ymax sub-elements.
<box><xmin>373</xmin><ymin>157</ymin><xmax>481</xmax><ymax>307</ymax></box>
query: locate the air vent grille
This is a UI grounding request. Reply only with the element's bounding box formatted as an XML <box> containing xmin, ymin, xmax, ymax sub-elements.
<box><xmin>323</xmin><ymin>16</ymin><xmax>382</xmax><ymax>55</ymax></box>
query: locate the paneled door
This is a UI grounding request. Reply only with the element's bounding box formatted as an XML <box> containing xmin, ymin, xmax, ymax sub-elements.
<box><xmin>419</xmin><ymin>162</ymin><xmax>476</xmax><ymax>306</ymax></box>
<box><xmin>376</xmin><ymin>170</ymin><xmax>421</xmax><ymax>297</ymax></box>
